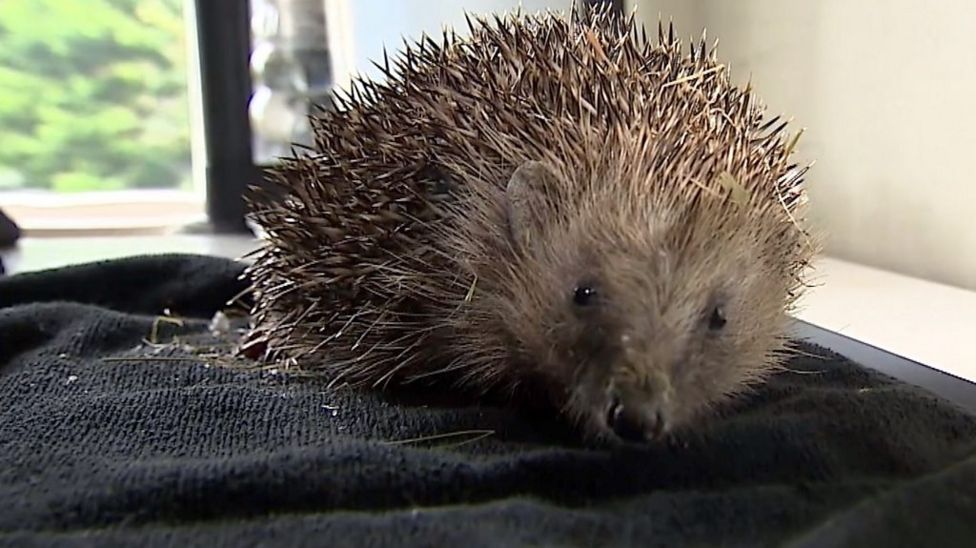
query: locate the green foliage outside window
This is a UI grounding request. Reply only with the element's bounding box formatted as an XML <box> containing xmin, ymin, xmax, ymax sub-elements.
<box><xmin>0</xmin><ymin>0</ymin><xmax>191</xmax><ymax>192</ymax></box>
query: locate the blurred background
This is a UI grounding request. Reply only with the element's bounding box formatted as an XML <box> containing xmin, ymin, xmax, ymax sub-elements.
<box><xmin>0</xmin><ymin>1</ymin><xmax>973</xmax><ymax>375</ymax></box>
<box><xmin>0</xmin><ymin>0</ymin><xmax>198</xmax><ymax>233</ymax></box>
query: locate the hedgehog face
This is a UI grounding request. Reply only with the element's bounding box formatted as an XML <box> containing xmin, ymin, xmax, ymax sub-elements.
<box><xmin>563</xmin><ymin>234</ymin><xmax>789</xmax><ymax>444</ymax></box>
<box><xmin>502</xmin><ymin>161</ymin><xmax>793</xmax><ymax>443</ymax></box>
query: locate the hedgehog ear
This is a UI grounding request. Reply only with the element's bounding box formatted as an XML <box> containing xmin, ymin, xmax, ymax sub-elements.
<box><xmin>505</xmin><ymin>160</ymin><xmax>558</xmax><ymax>250</ymax></box>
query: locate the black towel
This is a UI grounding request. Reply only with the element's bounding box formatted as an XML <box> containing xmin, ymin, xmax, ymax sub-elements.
<box><xmin>1</xmin><ymin>254</ymin><xmax>974</xmax><ymax>547</ymax></box>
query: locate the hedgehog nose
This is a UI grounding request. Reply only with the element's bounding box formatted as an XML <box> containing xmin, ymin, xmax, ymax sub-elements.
<box><xmin>606</xmin><ymin>397</ymin><xmax>667</xmax><ymax>443</ymax></box>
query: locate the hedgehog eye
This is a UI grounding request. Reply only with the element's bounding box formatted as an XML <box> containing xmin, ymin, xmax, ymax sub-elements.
<box><xmin>708</xmin><ymin>305</ymin><xmax>727</xmax><ymax>331</ymax></box>
<box><xmin>573</xmin><ymin>285</ymin><xmax>598</xmax><ymax>307</ymax></box>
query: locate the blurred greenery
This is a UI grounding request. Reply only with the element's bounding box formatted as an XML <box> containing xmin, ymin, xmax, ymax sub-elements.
<box><xmin>0</xmin><ymin>0</ymin><xmax>191</xmax><ymax>192</ymax></box>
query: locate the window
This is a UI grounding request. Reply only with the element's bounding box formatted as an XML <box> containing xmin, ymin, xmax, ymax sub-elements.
<box><xmin>0</xmin><ymin>0</ymin><xmax>204</xmax><ymax>234</ymax></box>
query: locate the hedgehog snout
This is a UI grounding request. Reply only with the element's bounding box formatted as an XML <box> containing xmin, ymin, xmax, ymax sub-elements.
<box><xmin>604</xmin><ymin>389</ymin><xmax>672</xmax><ymax>443</ymax></box>
<box><xmin>604</xmin><ymin>368</ymin><xmax>674</xmax><ymax>443</ymax></box>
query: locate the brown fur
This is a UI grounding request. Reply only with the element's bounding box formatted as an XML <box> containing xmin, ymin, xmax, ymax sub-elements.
<box><xmin>241</xmin><ymin>5</ymin><xmax>817</xmax><ymax>442</ymax></box>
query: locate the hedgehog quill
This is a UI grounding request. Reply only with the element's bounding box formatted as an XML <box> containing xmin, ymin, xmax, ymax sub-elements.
<box><xmin>239</xmin><ymin>6</ymin><xmax>818</xmax><ymax>444</ymax></box>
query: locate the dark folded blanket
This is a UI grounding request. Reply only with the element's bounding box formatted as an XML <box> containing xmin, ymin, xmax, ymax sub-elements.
<box><xmin>1</xmin><ymin>254</ymin><xmax>974</xmax><ymax>547</ymax></box>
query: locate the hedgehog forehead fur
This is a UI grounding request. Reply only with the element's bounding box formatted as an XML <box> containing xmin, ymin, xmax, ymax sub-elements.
<box><xmin>242</xmin><ymin>5</ymin><xmax>818</xmax><ymax>444</ymax></box>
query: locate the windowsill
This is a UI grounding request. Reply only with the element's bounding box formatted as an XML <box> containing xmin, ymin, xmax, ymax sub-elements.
<box><xmin>2</xmin><ymin>234</ymin><xmax>973</xmax><ymax>385</ymax></box>
<box><xmin>1</xmin><ymin>189</ymin><xmax>204</xmax><ymax>236</ymax></box>
<box><xmin>0</xmin><ymin>234</ymin><xmax>260</xmax><ymax>275</ymax></box>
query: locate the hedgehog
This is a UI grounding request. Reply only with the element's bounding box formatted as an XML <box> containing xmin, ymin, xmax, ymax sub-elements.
<box><xmin>239</xmin><ymin>5</ymin><xmax>817</xmax><ymax>444</ymax></box>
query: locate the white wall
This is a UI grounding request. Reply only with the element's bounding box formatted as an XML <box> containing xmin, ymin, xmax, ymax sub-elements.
<box><xmin>630</xmin><ymin>0</ymin><xmax>976</xmax><ymax>290</ymax></box>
